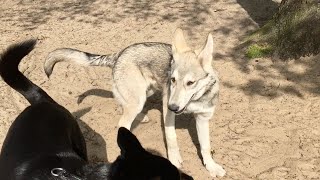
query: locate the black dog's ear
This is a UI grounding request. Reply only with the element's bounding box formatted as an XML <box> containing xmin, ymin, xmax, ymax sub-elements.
<box><xmin>117</xmin><ymin>127</ymin><xmax>145</xmax><ymax>156</ymax></box>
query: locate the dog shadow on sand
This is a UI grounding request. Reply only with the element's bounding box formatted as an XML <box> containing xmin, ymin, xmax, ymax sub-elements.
<box><xmin>76</xmin><ymin>88</ymin><xmax>202</xmax><ymax>160</ymax></box>
<box><xmin>72</xmin><ymin>107</ymin><xmax>109</xmax><ymax>163</ymax></box>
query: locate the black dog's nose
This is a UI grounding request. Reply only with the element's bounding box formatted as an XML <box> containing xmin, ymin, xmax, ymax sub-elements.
<box><xmin>168</xmin><ymin>104</ymin><xmax>179</xmax><ymax>112</ymax></box>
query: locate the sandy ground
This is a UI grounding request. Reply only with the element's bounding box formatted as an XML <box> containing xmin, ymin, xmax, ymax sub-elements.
<box><xmin>0</xmin><ymin>0</ymin><xmax>319</xmax><ymax>179</ymax></box>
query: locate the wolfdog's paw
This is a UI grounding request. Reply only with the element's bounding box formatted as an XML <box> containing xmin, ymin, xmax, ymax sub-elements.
<box><xmin>204</xmin><ymin>160</ymin><xmax>226</xmax><ymax>177</ymax></box>
<box><xmin>168</xmin><ymin>148</ymin><xmax>183</xmax><ymax>168</ymax></box>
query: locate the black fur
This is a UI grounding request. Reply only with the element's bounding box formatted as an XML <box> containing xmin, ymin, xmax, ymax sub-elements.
<box><xmin>0</xmin><ymin>40</ymin><xmax>193</xmax><ymax>180</ymax></box>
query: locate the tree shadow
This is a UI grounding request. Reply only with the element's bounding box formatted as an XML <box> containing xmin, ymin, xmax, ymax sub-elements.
<box><xmin>236</xmin><ymin>0</ymin><xmax>279</xmax><ymax>26</ymax></box>
<box><xmin>219</xmin><ymin>1</ymin><xmax>319</xmax><ymax>99</ymax></box>
<box><xmin>4</xmin><ymin>0</ymin><xmax>214</xmax><ymax>33</ymax></box>
<box><xmin>221</xmin><ymin>46</ymin><xmax>320</xmax><ymax>99</ymax></box>
<box><xmin>212</xmin><ymin>18</ymin><xmax>320</xmax><ymax>99</ymax></box>
<box><xmin>72</xmin><ymin>107</ymin><xmax>108</xmax><ymax>163</ymax></box>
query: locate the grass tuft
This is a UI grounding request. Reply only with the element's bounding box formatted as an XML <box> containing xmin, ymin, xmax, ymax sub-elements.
<box><xmin>246</xmin><ymin>44</ymin><xmax>274</xmax><ymax>59</ymax></box>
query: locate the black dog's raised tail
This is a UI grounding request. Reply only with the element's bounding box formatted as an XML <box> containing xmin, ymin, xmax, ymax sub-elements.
<box><xmin>0</xmin><ymin>39</ymin><xmax>54</xmax><ymax>104</ymax></box>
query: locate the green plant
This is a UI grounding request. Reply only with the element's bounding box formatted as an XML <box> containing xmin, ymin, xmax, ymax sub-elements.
<box><xmin>246</xmin><ymin>44</ymin><xmax>273</xmax><ymax>59</ymax></box>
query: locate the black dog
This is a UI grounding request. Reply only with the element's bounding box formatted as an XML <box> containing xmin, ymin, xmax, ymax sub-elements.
<box><xmin>0</xmin><ymin>40</ymin><xmax>193</xmax><ymax>180</ymax></box>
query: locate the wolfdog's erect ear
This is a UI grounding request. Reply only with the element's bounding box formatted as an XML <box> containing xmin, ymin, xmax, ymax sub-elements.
<box><xmin>198</xmin><ymin>33</ymin><xmax>214</xmax><ymax>70</ymax></box>
<box><xmin>172</xmin><ymin>28</ymin><xmax>191</xmax><ymax>54</ymax></box>
<box><xmin>117</xmin><ymin>127</ymin><xmax>145</xmax><ymax>157</ymax></box>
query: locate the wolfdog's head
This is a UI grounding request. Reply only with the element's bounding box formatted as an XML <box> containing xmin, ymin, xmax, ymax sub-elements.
<box><xmin>168</xmin><ymin>28</ymin><xmax>218</xmax><ymax>114</ymax></box>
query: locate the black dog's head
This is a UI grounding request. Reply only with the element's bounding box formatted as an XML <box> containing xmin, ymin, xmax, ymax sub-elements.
<box><xmin>83</xmin><ymin>128</ymin><xmax>193</xmax><ymax>180</ymax></box>
<box><xmin>108</xmin><ymin>127</ymin><xmax>193</xmax><ymax>180</ymax></box>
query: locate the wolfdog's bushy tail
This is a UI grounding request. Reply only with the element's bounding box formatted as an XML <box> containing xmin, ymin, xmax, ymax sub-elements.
<box><xmin>44</xmin><ymin>48</ymin><xmax>118</xmax><ymax>77</ymax></box>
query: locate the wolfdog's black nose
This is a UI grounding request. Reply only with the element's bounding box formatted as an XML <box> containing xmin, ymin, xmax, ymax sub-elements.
<box><xmin>168</xmin><ymin>104</ymin><xmax>179</xmax><ymax>112</ymax></box>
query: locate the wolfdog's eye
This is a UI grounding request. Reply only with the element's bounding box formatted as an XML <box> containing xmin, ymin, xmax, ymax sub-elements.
<box><xmin>187</xmin><ymin>81</ymin><xmax>195</xmax><ymax>86</ymax></box>
<box><xmin>171</xmin><ymin>78</ymin><xmax>176</xmax><ymax>83</ymax></box>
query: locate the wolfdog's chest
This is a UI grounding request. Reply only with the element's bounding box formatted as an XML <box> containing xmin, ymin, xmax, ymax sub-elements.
<box><xmin>184</xmin><ymin>99</ymin><xmax>215</xmax><ymax>114</ymax></box>
<box><xmin>184</xmin><ymin>88</ymin><xmax>219</xmax><ymax>114</ymax></box>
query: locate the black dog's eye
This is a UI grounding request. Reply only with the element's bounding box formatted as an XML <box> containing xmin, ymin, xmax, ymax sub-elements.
<box><xmin>187</xmin><ymin>81</ymin><xmax>195</xmax><ymax>86</ymax></box>
<box><xmin>171</xmin><ymin>78</ymin><xmax>176</xmax><ymax>83</ymax></box>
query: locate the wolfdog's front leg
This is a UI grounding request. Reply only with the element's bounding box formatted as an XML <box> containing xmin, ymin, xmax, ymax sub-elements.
<box><xmin>163</xmin><ymin>93</ymin><xmax>183</xmax><ymax>168</ymax></box>
<box><xmin>195</xmin><ymin>112</ymin><xmax>226</xmax><ymax>177</ymax></box>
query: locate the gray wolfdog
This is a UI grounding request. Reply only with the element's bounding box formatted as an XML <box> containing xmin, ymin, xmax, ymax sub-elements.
<box><xmin>44</xmin><ymin>29</ymin><xmax>226</xmax><ymax>177</ymax></box>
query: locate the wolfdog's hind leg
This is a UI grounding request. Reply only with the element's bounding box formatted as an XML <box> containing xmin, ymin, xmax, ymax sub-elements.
<box><xmin>118</xmin><ymin>104</ymin><xmax>145</xmax><ymax>130</ymax></box>
<box><xmin>114</xmin><ymin>83</ymin><xmax>147</xmax><ymax>130</ymax></box>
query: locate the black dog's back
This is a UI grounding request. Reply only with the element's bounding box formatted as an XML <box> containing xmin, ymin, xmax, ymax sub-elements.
<box><xmin>0</xmin><ymin>40</ymin><xmax>88</xmax><ymax>179</ymax></box>
<box><xmin>0</xmin><ymin>103</ymin><xmax>87</xmax><ymax>179</ymax></box>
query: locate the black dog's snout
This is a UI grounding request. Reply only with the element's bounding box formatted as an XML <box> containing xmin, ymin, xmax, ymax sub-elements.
<box><xmin>168</xmin><ymin>104</ymin><xmax>179</xmax><ymax>112</ymax></box>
